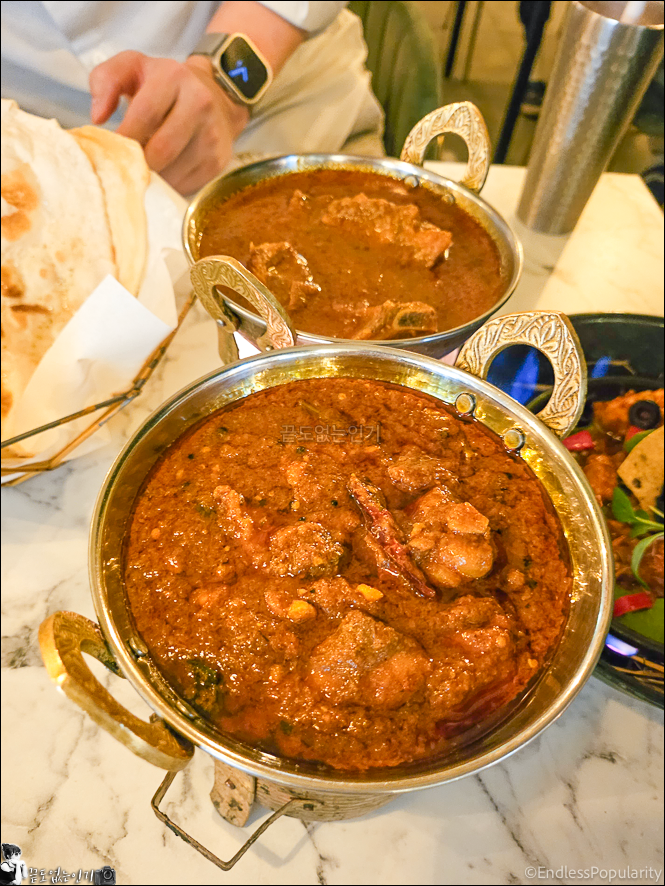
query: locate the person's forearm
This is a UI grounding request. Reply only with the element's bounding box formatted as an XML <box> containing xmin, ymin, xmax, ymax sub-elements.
<box><xmin>207</xmin><ymin>1</ymin><xmax>306</xmax><ymax>74</ymax></box>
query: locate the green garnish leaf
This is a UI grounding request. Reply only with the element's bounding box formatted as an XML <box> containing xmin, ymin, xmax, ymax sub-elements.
<box><xmin>612</xmin><ymin>487</ymin><xmax>635</xmax><ymax>523</ymax></box>
<box><xmin>631</xmin><ymin>532</ymin><xmax>664</xmax><ymax>588</ymax></box>
<box><xmin>630</xmin><ymin>508</ymin><xmax>664</xmax><ymax>537</ymax></box>
<box><xmin>624</xmin><ymin>429</ymin><xmax>654</xmax><ymax>453</ymax></box>
<box><xmin>612</xmin><ymin>487</ymin><xmax>664</xmax><ymax>535</ymax></box>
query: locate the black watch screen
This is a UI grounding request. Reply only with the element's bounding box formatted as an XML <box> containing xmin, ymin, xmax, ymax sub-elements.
<box><xmin>219</xmin><ymin>36</ymin><xmax>269</xmax><ymax>102</ymax></box>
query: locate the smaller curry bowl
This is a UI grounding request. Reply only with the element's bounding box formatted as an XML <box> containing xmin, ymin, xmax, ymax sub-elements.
<box><xmin>39</xmin><ymin>267</ymin><xmax>610</xmax><ymax>870</ymax></box>
<box><xmin>183</xmin><ymin>102</ymin><xmax>523</xmax><ymax>360</ymax></box>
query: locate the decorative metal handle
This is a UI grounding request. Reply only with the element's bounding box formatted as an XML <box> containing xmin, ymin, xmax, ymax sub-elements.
<box><xmin>190</xmin><ymin>256</ymin><xmax>296</xmax><ymax>361</ymax></box>
<box><xmin>400</xmin><ymin>101</ymin><xmax>491</xmax><ymax>193</ymax></box>
<box><xmin>455</xmin><ymin>311</ymin><xmax>587</xmax><ymax>438</ymax></box>
<box><xmin>39</xmin><ymin>611</ymin><xmax>193</xmax><ymax>770</ymax></box>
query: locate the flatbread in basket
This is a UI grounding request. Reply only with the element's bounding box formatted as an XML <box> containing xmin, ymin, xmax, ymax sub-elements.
<box><xmin>1</xmin><ymin>100</ymin><xmax>151</xmax><ymax>459</ymax></box>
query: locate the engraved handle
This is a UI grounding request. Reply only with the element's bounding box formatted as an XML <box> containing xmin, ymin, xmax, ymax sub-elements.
<box><xmin>455</xmin><ymin>311</ymin><xmax>587</xmax><ymax>438</ymax></box>
<box><xmin>39</xmin><ymin>611</ymin><xmax>193</xmax><ymax>770</ymax></box>
<box><xmin>190</xmin><ymin>256</ymin><xmax>296</xmax><ymax>361</ymax></box>
<box><xmin>400</xmin><ymin>101</ymin><xmax>491</xmax><ymax>193</ymax></box>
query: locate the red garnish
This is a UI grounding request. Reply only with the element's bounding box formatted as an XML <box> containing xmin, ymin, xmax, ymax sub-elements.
<box><xmin>613</xmin><ymin>592</ymin><xmax>653</xmax><ymax>618</ymax></box>
<box><xmin>624</xmin><ymin>425</ymin><xmax>642</xmax><ymax>442</ymax></box>
<box><xmin>563</xmin><ymin>429</ymin><xmax>595</xmax><ymax>452</ymax></box>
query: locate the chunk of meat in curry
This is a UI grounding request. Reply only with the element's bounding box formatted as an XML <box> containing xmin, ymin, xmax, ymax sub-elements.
<box><xmin>320</xmin><ymin>193</ymin><xmax>452</xmax><ymax>268</ymax></box>
<box><xmin>353</xmin><ymin>300</ymin><xmax>437</xmax><ymax>341</ymax></box>
<box><xmin>246</xmin><ymin>241</ymin><xmax>320</xmax><ymax>311</ymax></box>
<box><xmin>405</xmin><ymin>487</ymin><xmax>495</xmax><ymax>589</ymax></box>
<box><xmin>268</xmin><ymin>522</ymin><xmax>344</xmax><ymax>578</ymax></box>
<box><xmin>124</xmin><ymin>378</ymin><xmax>570</xmax><ymax>771</ymax></box>
<box><xmin>308</xmin><ymin>610</ymin><xmax>431</xmax><ymax>709</ymax></box>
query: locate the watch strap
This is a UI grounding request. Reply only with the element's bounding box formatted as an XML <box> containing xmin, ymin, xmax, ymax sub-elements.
<box><xmin>189</xmin><ymin>33</ymin><xmax>232</xmax><ymax>58</ymax></box>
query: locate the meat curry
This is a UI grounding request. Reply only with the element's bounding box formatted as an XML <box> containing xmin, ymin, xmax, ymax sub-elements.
<box><xmin>197</xmin><ymin>169</ymin><xmax>503</xmax><ymax>341</ymax></box>
<box><xmin>124</xmin><ymin>378</ymin><xmax>570</xmax><ymax>772</ymax></box>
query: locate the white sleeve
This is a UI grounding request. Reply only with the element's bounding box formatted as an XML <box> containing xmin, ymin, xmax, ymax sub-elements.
<box><xmin>257</xmin><ymin>2</ymin><xmax>349</xmax><ymax>35</ymax></box>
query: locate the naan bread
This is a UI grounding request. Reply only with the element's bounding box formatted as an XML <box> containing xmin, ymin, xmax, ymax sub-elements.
<box><xmin>1</xmin><ymin>100</ymin><xmax>116</xmax><ymax>444</ymax></box>
<box><xmin>1</xmin><ymin>101</ymin><xmax>152</xmax><ymax>457</ymax></box>
<box><xmin>70</xmin><ymin>125</ymin><xmax>150</xmax><ymax>296</ymax></box>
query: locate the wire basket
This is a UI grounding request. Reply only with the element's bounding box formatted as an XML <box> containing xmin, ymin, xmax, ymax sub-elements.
<box><xmin>1</xmin><ymin>292</ymin><xmax>196</xmax><ymax>486</ymax></box>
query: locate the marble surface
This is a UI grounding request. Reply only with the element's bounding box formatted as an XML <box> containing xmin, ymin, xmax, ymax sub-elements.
<box><xmin>2</xmin><ymin>164</ymin><xmax>663</xmax><ymax>886</ymax></box>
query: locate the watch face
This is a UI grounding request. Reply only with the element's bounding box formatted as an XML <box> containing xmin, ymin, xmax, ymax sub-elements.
<box><xmin>219</xmin><ymin>36</ymin><xmax>269</xmax><ymax>102</ymax></box>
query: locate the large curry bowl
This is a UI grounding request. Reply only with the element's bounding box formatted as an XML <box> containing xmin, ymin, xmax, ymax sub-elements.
<box><xmin>39</xmin><ymin>295</ymin><xmax>612</xmax><ymax>852</ymax></box>
<box><xmin>183</xmin><ymin>102</ymin><xmax>523</xmax><ymax>360</ymax></box>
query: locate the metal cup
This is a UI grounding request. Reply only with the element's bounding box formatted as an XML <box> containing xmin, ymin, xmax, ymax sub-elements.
<box><xmin>517</xmin><ymin>1</ymin><xmax>664</xmax><ymax>235</ymax></box>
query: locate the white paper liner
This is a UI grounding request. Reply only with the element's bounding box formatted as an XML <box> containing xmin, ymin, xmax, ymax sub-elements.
<box><xmin>1</xmin><ymin>173</ymin><xmax>188</xmax><ymax>469</ymax></box>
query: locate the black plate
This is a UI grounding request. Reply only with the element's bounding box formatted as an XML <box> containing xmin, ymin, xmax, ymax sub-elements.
<box><xmin>486</xmin><ymin>313</ymin><xmax>664</xmax><ymax>709</ymax></box>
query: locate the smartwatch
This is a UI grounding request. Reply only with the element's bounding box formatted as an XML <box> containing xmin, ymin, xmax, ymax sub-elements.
<box><xmin>188</xmin><ymin>33</ymin><xmax>272</xmax><ymax>107</ymax></box>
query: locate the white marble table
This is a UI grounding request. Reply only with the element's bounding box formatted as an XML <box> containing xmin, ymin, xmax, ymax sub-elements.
<box><xmin>2</xmin><ymin>164</ymin><xmax>663</xmax><ymax>886</ymax></box>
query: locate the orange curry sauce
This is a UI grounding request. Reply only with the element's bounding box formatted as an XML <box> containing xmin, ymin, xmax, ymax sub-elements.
<box><xmin>197</xmin><ymin>169</ymin><xmax>503</xmax><ymax>340</ymax></box>
<box><xmin>124</xmin><ymin>379</ymin><xmax>570</xmax><ymax>771</ymax></box>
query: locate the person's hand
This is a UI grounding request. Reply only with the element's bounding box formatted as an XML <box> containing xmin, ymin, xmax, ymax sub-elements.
<box><xmin>89</xmin><ymin>51</ymin><xmax>250</xmax><ymax>195</ymax></box>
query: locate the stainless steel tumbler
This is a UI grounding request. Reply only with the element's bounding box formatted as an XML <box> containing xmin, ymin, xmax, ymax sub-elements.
<box><xmin>517</xmin><ymin>1</ymin><xmax>664</xmax><ymax>235</ymax></box>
